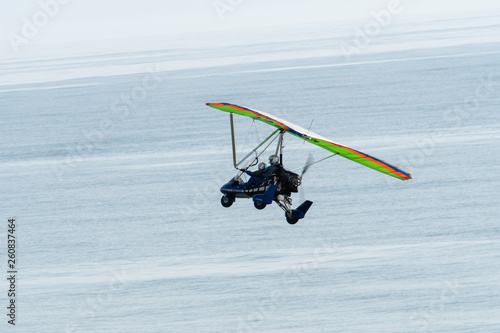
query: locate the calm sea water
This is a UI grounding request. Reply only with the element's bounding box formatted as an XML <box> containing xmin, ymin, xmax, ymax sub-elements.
<box><xmin>1</xmin><ymin>14</ymin><xmax>500</xmax><ymax>333</ymax></box>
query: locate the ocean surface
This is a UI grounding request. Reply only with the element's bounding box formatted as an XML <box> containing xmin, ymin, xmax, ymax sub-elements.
<box><xmin>1</xmin><ymin>13</ymin><xmax>500</xmax><ymax>333</ymax></box>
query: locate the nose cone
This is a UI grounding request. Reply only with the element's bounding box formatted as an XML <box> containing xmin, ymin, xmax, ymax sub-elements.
<box><xmin>220</xmin><ymin>179</ymin><xmax>239</xmax><ymax>194</ymax></box>
<box><xmin>220</xmin><ymin>182</ymin><xmax>231</xmax><ymax>193</ymax></box>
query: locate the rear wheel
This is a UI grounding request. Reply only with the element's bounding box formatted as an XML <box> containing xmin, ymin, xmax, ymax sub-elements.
<box><xmin>221</xmin><ymin>195</ymin><xmax>234</xmax><ymax>208</ymax></box>
<box><xmin>286</xmin><ymin>214</ymin><xmax>299</xmax><ymax>225</ymax></box>
<box><xmin>254</xmin><ymin>201</ymin><xmax>267</xmax><ymax>210</ymax></box>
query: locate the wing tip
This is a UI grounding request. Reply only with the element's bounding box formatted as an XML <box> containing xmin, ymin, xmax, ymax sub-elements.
<box><xmin>400</xmin><ymin>173</ymin><xmax>412</xmax><ymax>180</ymax></box>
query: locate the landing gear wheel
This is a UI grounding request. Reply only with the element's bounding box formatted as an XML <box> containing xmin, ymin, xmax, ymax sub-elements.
<box><xmin>286</xmin><ymin>214</ymin><xmax>299</xmax><ymax>225</ymax></box>
<box><xmin>221</xmin><ymin>195</ymin><xmax>234</xmax><ymax>208</ymax></box>
<box><xmin>254</xmin><ymin>201</ymin><xmax>267</xmax><ymax>210</ymax></box>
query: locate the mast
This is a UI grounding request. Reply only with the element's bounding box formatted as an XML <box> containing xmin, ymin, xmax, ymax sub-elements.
<box><xmin>276</xmin><ymin>130</ymin><xmax>285</xmax><ymax>166</ymax></box>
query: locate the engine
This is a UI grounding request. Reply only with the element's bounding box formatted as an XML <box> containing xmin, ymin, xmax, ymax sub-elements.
<box><xmin>278</xmin><ymin>169</ymin><xmax>300</xmax><ymax>195</ymax></box>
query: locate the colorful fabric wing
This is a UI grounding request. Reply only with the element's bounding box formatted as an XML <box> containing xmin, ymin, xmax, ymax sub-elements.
<box><xmin>206</xmin><ymin>102</ymin><xmax>412</xmax><ymax>181</ymax></box>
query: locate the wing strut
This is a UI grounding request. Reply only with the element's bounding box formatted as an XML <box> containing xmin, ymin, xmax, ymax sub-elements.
<box><xmin>230</xmin><ymin>114</ymin><xmax>237</xmax><ymax>168</ymax></box>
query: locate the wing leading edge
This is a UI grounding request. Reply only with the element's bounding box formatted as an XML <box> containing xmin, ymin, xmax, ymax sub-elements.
<box><xmin>206</xmin><ymin>102</ymin><xmax>412</xmax><ymax>181</ymax></box>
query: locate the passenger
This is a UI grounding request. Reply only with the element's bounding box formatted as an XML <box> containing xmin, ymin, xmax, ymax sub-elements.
<box><xmin>242</xmin><ymin>162</ymin><xmax>267</xmax><ymax>188</ymax></box>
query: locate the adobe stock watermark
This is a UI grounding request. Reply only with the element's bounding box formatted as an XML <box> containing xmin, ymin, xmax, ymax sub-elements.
<box><xmin>394</xmin><ymin>73</ymin><xmax>498</xmax><ymax>173</ymax></box>
<box><xmin>180</xmin><ymin>163</ymin><xmax>235</xmax><ymax>223</ymax></box>
<box><xmin>51</xmin><ymin>64</ymin><xmax>163</xmax><ymax>181</ymax></box>
<box><xmin>340</xmin><ymin>0</ymin><xmax>404</xmax><ymax>61</ymax></box>
<box><xmin>7</xmin><ymin>0</ymin><xmax>73</xmax><ymax>54</ymax></box>
<box><xmin>64</xmin><ymin>269</ymin><xmax>130</xmax><ymax>333</ymax></box>
<box><xmin>213</xmin><ymin>0</ymin><xmax>244</xmax><ymax>21</ymax></box>
<box><xmin>409</xmin><ymin>279</ymin><xmax>460</xmax><ymax>332</ymax></box>
<box><xmin>233</xmin><ymin>237</ymin><xmax>338</xmax><ymax>333</ymax></box>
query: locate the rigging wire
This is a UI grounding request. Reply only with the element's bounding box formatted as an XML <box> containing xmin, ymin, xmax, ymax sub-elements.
<box><xmin>290</xmin><ymin>153</ymin><xmax>338</xmax><ymax>173</ymax></box>
<box><xmin>253</xmin><ymin>118</ymin><xmax>262</xmax><ymax>142</ymax></box>
<box><xmin>239</xmin><ymin>119</ymin><xmax>255</xmax><ymax>157</ymax></box>
<box><xmin>306</xmin><ymin>119</ymin><xmax>314</xmax><ymax>136</ymax></box>
<box><xmin>284</xmin><ymin>137</ymin><xmax>303</xmax><ymax>164</ymax></box>
<box><xmin>254</xmin><ymin>131</ymin><xmax>281</xmax><ymax>162</ymax></box>
<box><xmin>285</xmin><ymin>118</ymin><xmax>315</xmax><ymax>164</ymax></box>
<box><xmin>241</xmin><ymin>130</ymin><xmax>281</xmax><ymax>170</ymax></box>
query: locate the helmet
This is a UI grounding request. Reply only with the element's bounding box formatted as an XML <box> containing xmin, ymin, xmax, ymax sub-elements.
<box><xmin>269</xmin><ymin>155</ymin><xmax>279</xmax><ymax>164</ymax></box>
<box><xmin>258</xmin><ymin>162</ymin><xmax>267</xmax><ymax>171</ymax></box>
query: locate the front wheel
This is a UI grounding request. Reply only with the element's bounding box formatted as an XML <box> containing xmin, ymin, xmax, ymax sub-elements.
<box><xmin>286</xmin><ymin>214</ymin><xmax>299</xmax><ymax>225</ymax></box>
<box><xmin>254</xmin><ymin>201</ymin><xmax>267</xmax><ymax>210</ymax></box>
<box><xmin>221</xmin><ymin>195</ymin><xmax>234</xmax><ymax>208</ymax></box>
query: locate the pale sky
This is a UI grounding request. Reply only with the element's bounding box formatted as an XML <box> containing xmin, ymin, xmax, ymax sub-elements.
<box><xmin>1</xmin><ymin>0</ymin><xmax>500</xmax><ymax>54</ymax></box>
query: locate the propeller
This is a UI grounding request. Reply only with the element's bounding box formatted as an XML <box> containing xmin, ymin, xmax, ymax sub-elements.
<box><xmin>299</xmin><ymin>153</ymin><xmax>314</xmax><ymax>203</ymax></box>
<box><xmin>300</xmin><ymin>153</ymin><xmax>315</xmax><ymax>178</ymax></box>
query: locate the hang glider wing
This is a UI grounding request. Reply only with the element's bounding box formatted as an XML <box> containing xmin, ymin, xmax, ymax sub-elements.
<box><xmin>206</xmin><ymin>102</ymin><xmax>412</xmax><ymax>181</ymax></box>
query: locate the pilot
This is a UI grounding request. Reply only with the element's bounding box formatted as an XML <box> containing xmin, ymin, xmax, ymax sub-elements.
<box><xmin>242</xmin><ymin>162</ymin><xmax>267</xmax><ymax>188</ymax></box>
<box><xmin>263</xmin><ymin>154</ymin><xmax>280</xmax><ymax>177</ymax></box>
